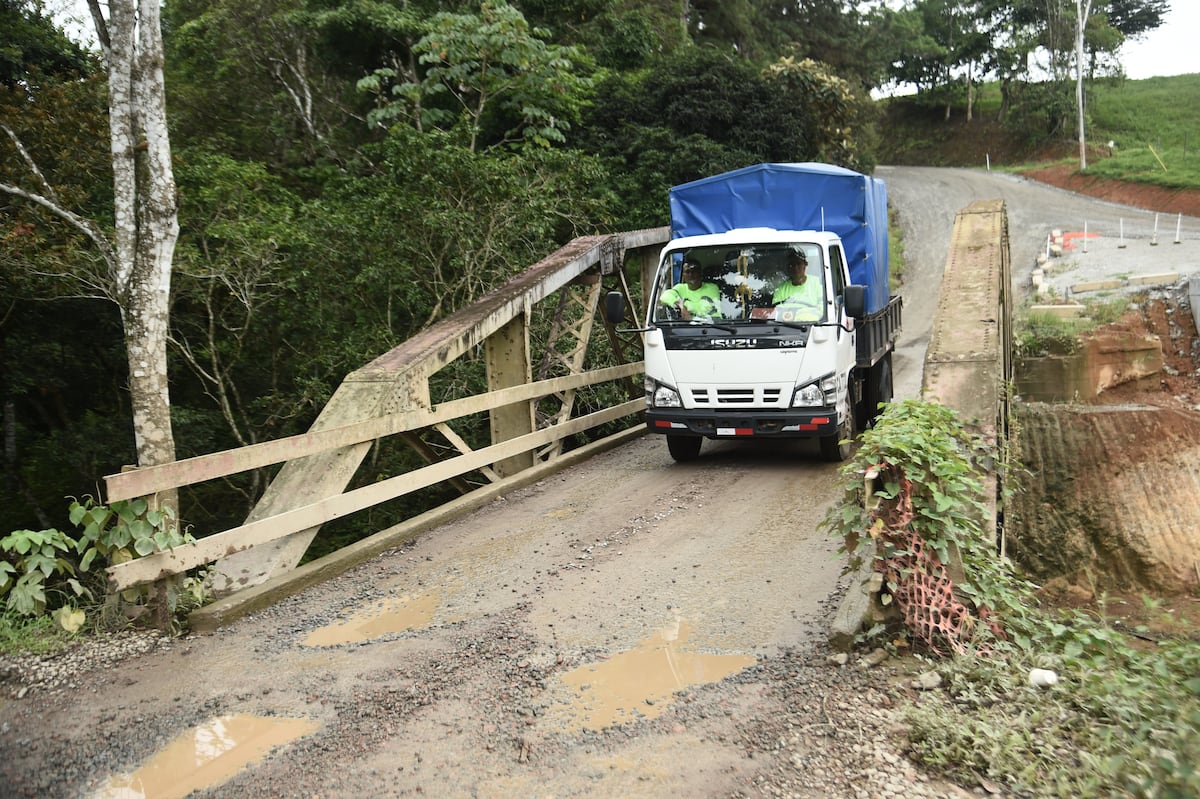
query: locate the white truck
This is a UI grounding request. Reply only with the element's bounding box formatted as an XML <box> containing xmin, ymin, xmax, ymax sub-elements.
<box><xmin>609</xmin><ymin>162</ymin><xmax>902</xmax><ymax>461</ymax></box>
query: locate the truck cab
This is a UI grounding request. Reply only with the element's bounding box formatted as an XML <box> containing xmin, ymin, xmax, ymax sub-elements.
<box><xmin>641</xmin><ymin>228</ymin><xmax>862</xmax><ymax>461</ymax></box>
<box><xmin>617</xmin><ymin>162</ymin><xmax>900</xmax><ymax>463</ymax></box>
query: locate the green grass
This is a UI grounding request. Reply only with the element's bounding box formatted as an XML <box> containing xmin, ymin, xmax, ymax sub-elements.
<box><xmin>0</xmin><ymin>612</ymin><xmax>74</xmax><ymax>657</ymax></box>
<box><xmin>1087</xmin><ymin>74</ymin><xmax>1200</xmax><ymax>189</ymax></box>
<box><xmin>888</xmin><ymin>212</ymin><xmax>906</xmax><ymax>290</ymax></box>
<box><xmin>1015</xmin><ymin>296</ymin><xmax>1130</xmax><ymax>357</ymax></box>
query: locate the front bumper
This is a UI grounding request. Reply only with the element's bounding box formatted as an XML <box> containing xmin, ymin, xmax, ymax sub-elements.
<box><xmin>645</xmin><ymin>408</ymin><xmax>839</xmax><ymax>438</ymax></box>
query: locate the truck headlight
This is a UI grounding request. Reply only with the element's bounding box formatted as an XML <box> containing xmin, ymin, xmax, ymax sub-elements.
<box><xmin>791</xmin><ymin>374</ymin><xmax>837</xmax><ymax>408</ymax></box>
<box><xmin>646</xmin><ymin>377</ymin><xmax>682</xmax><ymax>408</ymax></box>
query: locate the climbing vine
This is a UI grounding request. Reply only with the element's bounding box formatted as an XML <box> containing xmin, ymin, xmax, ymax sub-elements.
<box><xmin>820</xmin><ymin>398</ymin><xmax>1034</xmax><ymax>652</ymax></box>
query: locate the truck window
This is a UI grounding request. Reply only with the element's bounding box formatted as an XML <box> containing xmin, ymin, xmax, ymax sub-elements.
<box><xmin>654</xmin><ymin>243</ymin><xmax>830</xmax><ymax>323</ymax></box>
<box><xmin>830</xmin><ymin>246</ymin><xmax>847</xmax><ymax>302</ymax></box>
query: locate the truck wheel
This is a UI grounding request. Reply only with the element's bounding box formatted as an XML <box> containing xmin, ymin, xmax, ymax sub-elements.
<box><xmin>819</xmin><ymin>413</ymin><xmax>855</xmax><ymax>462</ymax></box>
<box><xmin>666</xmin><ymin>435</ymin><xmax>702</xmax><ymax>462</ymax></box>
<box><xmin>864</xmin><ymin>352</ymin><xmax>894</xmax><ymax>428</ymax></box>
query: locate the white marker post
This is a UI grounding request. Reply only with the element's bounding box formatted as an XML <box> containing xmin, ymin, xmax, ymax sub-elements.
<box><xmin>1118</xmin><ymin>218</ymin><xmax>1126</xmax><ymax>248</ymax></box>
<box><xmin>1151</xmin><ymin>213</ymin><xmax>1159</xmax><ymax>246</ymax></box>
<box><xmin>1176</xmin><ymin>213</ymin><xmax>1182</xmax><ymax>244</ymax></box>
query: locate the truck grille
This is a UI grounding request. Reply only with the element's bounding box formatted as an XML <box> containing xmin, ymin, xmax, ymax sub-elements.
<box><xmin>687</xmin><ymin>386</ymin><xmax>785</xmax><ymax>407</ymax></box>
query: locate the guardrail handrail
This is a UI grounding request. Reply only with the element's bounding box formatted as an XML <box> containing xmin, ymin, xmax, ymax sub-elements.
<box><xmin>104</xmin><ymin>228</ymin><xmax>670</xmax><ymax>604</ymax></box>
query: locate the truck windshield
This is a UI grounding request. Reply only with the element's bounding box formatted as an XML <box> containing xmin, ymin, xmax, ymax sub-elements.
<box><xmin>651</xmin><ymin>244</ymin><xmax>826</xmax><ymax>325</ymax></box>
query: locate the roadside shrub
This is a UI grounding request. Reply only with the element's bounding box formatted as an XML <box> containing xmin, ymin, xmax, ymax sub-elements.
<box><xmin>1016</xmin><ymin>311</ymin><xmax>1085</xmax><ymax>356</ymax></box>
<box><xmin>0</xmin><ymin>527</ymin><xmax>90</xmax><ymax>631</ymax></box>
<box><xmin>821</xmin><ymin>397</ymin><xmax>1200</xmax><ymax>798</ymax></box>
<box><xmin>1</xmin><ymin>497</ymin><xmax>203</xmax><ymax>635</ymax></box>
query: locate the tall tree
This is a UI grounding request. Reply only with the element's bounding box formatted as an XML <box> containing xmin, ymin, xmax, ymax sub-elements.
<box><xmin>360</xmin><ymin>0</ymin><xmax>591</xmax><ymax>151</ymax></box>
<box><xmin>89</xmin><ymin>0</ymin><xmax>179</xmax><ymax>478</ymax></box>
<box><xmin>1</xmin><ymin>0</ymin><xmax>181</xmax><ymax>481</ymax></box>
<box><xmin>1103</xmin><ymin>0</ymin><xmax>1168</xmax><ymax>38</ymax></box>
<box><xmin>1075</xmin><ymin>0</ymin><xmax>1093</xmax><ymax>168</ymax></box>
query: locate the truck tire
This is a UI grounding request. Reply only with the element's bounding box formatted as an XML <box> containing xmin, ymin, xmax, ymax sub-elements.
<box><xmin>863</xmin><ymin>351</ymin><xmax>894</xmax><ymax>428</ymax></box>
<box><xmin>819</xmin><ymin>413</ymin><xmax>855</xmax><ymax>462</ymax></box>
<box><xmin>666</xmin><ymin>435</ymin><xmax>703</xmax><ymax>462</ymax></box>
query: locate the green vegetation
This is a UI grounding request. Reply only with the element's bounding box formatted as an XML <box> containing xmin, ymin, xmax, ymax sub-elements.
<box><xmin>0</xmin><ymin>613</ymin><xmax>74</xmax><ymax>657</ymax></box>
<box><xmin>1087</xmin><ymin>74</ymin><xmax>1200</xmax><ymax>189</ymax></box>
<box><xmin>0</xmin><ymin>498</ymin><xmax>204</xmax><ymax>637</ymax></box>
<box><xmin>823</xmin><ymin>400</ymin><xmax>1035</xmax><ymax>656</ymax></box>
<box><xmin>1015</xmin><ymin>297</ymin><xmax>1129</xmax><ymax>356</ymax></box>
<box><xmin>887</xmin><ymin>213</ymin><xmax>906</xmax><ymax>291</ymax></box>
<box><xmin>824</xmin><ymin>399</ymin><xmax>1200</xmax><ymax>798</ymax></box>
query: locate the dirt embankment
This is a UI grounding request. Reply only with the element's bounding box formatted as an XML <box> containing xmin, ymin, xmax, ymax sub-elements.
<box><xmin>1009</xmin><ymin>287</ymin><xmax>1200</xmax><ymax>595</ymax></box>
<box><xmin>1021</xmin><ymin>163</ymin><xmax>1200</xmax><ymax>218</ymax></box>
<box><xmin>1003</xmin><ymin>162</ymin><xmax>1200</xmax><ymax>596</ymax></box>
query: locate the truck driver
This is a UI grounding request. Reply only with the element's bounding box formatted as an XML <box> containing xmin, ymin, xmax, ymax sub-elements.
<box><xmin>772</xmin><ymin>250</ymin><xmax>823</xmax><ymax>322</ymax></box>
<box><xmin>660</xmin><ymin>259</ymin><xmax>722</xmax><ymax>320</ymax></box>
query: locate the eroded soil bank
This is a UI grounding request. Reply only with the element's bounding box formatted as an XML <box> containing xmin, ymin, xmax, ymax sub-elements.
<box><xmin>1021</xmin><ymin>164</ymin><xmax>1200</xmax><ymax>218</ymax></box>
<box><xmin>1009</xmin><ymin>287</ymin><xmax>1200</xmax><ymax>595</ymax></box>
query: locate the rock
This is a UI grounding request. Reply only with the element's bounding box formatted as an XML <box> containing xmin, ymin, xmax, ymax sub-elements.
<box><xmin>859</xmin><ymin>648</ymin><xmax>888</xmax><ymax>668</ymax></box>
<box><xmin>1028</xmin><ymin>668</ymin><xmax>1058</xmax><ymax>687</ymax></box>
<box><xmin>829</xmin><ymin>549</ymin><xmax>879</xmax><ymax>652</ymax></box>
<box><xmin>909</xmin><ymin>671</ymin><xmax>942</xmax><ymax>690</ymax></box>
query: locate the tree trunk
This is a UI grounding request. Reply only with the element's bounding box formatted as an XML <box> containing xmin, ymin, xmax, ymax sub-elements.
<box><xmin>104</xmin><ymin>0</ymin><xmax>179</xmax><ymax>474</ymax></box>
<box><xmin>966</xmin><ymin>62</ymin><xmax>974</xmax><ymax>123</ymax></box>
<box><xmin>1075</xmin><ymin>0</ymin><xmax>1092</xmax><ymax>171</ymax></box>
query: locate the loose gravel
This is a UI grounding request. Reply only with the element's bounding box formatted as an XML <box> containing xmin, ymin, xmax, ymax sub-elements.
<box><xmin>0</xmin><ymin>594</ymin><xmax>987</xmax><ymax>799</ymax></box>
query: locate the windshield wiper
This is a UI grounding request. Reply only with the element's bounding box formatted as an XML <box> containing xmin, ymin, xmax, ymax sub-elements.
<box><xmin>656</xmin><ymin>319</ymin><xmax>738</xmax><ymax>334</ymax></box>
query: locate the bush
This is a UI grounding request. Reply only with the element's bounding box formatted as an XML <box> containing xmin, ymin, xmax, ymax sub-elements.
<box><xmin>820</xmin><ymin>397</ymin><xmax>1200</xmax><ymax>797</ymax></box>
<box><xmin>1</xmin><ymin>497</ymin><xmax>202</xmax><ymax>636</ymax></box>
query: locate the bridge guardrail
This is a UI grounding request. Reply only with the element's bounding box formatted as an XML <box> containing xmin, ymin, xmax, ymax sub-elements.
<box><xmin>104</xmin><ymin>228</ymin><xmax>670</xmax><ymax>610</ymax></box>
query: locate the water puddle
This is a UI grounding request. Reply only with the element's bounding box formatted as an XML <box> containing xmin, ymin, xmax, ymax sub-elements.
<box><xmin>546</xmin><ymin>619</ymin><xmax>755</xmax><ymax>731</ymax></box>
<box><xmin>92</xmin><ymin>714</ymin><xmax>318</xmax><ymax>799</ymax></box>
<box><xmin>303</xmin><ymin>592</ymin><xmax>439</xmax><ymax>647</ymax></box>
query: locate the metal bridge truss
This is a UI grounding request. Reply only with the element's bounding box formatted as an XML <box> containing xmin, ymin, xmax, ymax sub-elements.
<box><xmin>101</xmin><ymin>229</ymin><xmax>668</xmax><ymax>606</ymax></box>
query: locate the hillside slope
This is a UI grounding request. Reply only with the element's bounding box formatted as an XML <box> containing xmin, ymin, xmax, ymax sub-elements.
<box><xmin>879</xmin><ymin>99</ymin><xmax>1200</xmax><ymax>217</ymax></box>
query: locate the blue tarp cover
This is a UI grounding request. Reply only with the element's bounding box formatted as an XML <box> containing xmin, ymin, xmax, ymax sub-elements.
<box><xmin>669</xmin><ymin>163</ymin><xmax>890</xmax><ymax>314</ymax></box>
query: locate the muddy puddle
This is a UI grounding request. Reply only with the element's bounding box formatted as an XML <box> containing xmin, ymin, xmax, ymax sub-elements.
<box><xmin>302</xmin><ymin>591</ymin><xmax>440</xmax><ymax>646</ymax></box>
<box><xmin>545</xmin><ymin>618</ymin><xmax>755</xmax><ymax>731</ymax></box>
<box><xmin>92</xmin><ymin>714</ymin><xmax>318</xmax><ymax>799</ymax></box>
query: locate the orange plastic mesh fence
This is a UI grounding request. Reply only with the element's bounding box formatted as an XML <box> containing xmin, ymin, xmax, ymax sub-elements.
<box><xmin>870</xmin><ymin>466</ymin><xmax>990</xmax><ymax>655</ymax></box>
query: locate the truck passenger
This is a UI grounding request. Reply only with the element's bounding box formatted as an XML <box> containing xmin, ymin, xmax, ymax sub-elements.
<box><xmin>771</xmin><ymin>250</ymin><xmax>823</xmax><ymax>321</ymax></box>
<box><xmin>660</xmin><ymin>259</ymin><xmax>722</xmax><ymax>321</ymax></box>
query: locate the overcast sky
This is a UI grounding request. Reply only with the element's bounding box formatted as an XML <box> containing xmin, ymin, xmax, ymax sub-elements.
<box><xmin>1119</xmin><ymin>2</ymin><xmax>1199</xmax><ymax>79</ymax></box>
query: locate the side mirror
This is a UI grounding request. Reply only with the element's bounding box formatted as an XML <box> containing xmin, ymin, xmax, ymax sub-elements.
<box><xmin>604</xmin><ymin>290</ymin><xmax>626</xmax><ymax>325</ymax></box>
<box><xmin>844</xmin><ymin>285</ymin><xmax>866</xmax><ymax>318</ymax></box>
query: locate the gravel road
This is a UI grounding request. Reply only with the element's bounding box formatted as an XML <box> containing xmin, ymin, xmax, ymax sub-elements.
<box><xmin>3</xmin><ymin>167</ymin><xmax>1196</xmax><ymax>799</ymax></box>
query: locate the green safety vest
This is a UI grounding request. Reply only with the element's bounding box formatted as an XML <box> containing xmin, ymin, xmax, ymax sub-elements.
<box><xmin>661</xmin><ymin>283</ymin><xmax>722</xmax><ymax>318</ymax></box>
<box><xmin>772</xmin><ymin>279</ymin><xmax>823</xmax><ymax>321</ymax></box>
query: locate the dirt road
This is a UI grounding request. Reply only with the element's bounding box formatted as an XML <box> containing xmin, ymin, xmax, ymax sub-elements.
<box><xmin>3</xmin><ymin>168</ymin><xmax>1196</xmax><ymax>799</ymax></box>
